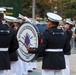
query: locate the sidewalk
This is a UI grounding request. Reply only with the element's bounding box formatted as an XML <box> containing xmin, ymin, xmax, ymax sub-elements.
<box><xmin>70</xmin><ymin>54</ymin><xmax>76</xmax><ymax>75</ymax></box>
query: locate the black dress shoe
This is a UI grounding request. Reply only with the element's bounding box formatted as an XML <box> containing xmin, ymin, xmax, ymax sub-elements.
<box><xmin>33</xmin><ymin>68</ymin><xmax>36</xmax><ymax>70</ymax></box>
<box><xmin>28</xmin><ymin>70</ymin><xmax>33</xmax><ymax>72</ymax></box>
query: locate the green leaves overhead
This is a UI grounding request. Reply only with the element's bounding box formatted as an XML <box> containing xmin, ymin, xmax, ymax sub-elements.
<box><xmin>62</xmin><ymin>0</ymin><xmax>76</xmax><ymax>19</ymax></box>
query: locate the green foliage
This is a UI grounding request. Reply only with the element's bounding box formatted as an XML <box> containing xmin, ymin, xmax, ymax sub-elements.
<box><xmin>0</xmin><ymin>0</ymin><xmax>76</xmax><ymax>20</ymax></box>
<box><xmin>22</xmin><ymin>0</ymin><xmax>51</xmax><ymax>18</ymax></box>
<box><xmin>62</xmin><ymin>0</ymin><xmax>76</xmax><ymax>20</ymax></box>
<box><xmin>22</xmin><ymin>0</ymin><xmax>32</xmax><ymax>17</ymax></box>
<box><xmin>36</xmin><ymin>2</ymin><xmax>51</xmax><ymax>18</ymax></box>
<box><xmin>22</xmin><ymin>0</ymin><xmax>76</xmax><ymax>20</ymax></box>
<box><xmin>61</xmin><ymin>0</ymin><xmax>71</xmax><ymax>3</ymax></box>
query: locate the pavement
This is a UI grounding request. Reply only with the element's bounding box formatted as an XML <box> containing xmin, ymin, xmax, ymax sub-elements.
<box><xmin>28</xmin><ymin>49</ymin><xmax>76</xmax><ymax>75</ymax></box>
<box><xmin>70</xmin><ymin>49</ymin><xmax>76</xmax><ymax>75</ymax></box>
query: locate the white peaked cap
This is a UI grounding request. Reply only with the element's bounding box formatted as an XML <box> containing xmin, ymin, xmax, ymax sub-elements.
<box><xmin>0</xmin><ymin>8</ymin><xmax>6</xmax><ymax>13</ymax></box>
<box><xmin>4</xmin><ymin>15</ymin><xmax>19</xmax><ymax>22</ymax></box>
<box><xmin>66</xmin><ymin>20</ymin><xmax>74</xmax><ymax>25</ymax></box>
<box><xmin>18</xmin><ymin>14</ymin><xmax>25</xmax><ymax>20</ymax></box>
<box><xmin>47</xmin><ymin>12</ymin><xmax>62</xmax><ymax>22</ymax></box>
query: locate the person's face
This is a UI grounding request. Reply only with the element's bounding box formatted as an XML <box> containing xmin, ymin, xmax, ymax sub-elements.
<box><xmin>64</xmin><ymin>24</ymin><xmax>70</xmax><ymax>30</ymax></box>
<box><xmin>13</xmin><ymin>23</ymin><xmax>19</xmax><ymax>31</ymax></box>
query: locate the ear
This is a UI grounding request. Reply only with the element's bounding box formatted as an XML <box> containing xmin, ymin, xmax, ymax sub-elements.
<box><xmin>49</xmin><ymin>21</ymin><xmax>52</xmax><ymax>27</ymax></box>
<box><xmin>48</xmin><ymin>24</ymin><xmax>51</xmax><ymax>27</ymax></box>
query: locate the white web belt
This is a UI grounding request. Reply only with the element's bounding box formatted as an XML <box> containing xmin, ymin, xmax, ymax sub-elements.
<box><xmin>45</xmin><ymin>49</ymin><xmax>63</xmax><ymax>52</ymax></box>
<box><xmin>0</xmin><ymin>48</ymin><xmax>8</xmax><ymax>51</ymax></box>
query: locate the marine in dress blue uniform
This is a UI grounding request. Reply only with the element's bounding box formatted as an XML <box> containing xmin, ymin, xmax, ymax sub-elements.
<box><xmin>4</xmin><ymin>16</ymin><xmax>19</xmax><ymax>75</ymax></box>
<box><xmin>27</xmin><ymin>12</ymin><xmax>71</xmax><ymax>75</ymax></box>
<box><xmin>0</xmin><ymin>8</ymin><xmax>19</xmax><ymax>75</ymax></box>
<box><xmin>62</xmin><ymin>19</ymin><xmax>74</xmax><ymax>75</ymax></box>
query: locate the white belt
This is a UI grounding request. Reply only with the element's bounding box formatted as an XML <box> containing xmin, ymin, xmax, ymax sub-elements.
<box><xmin>45</xmin><ymin>49</ymin><xmax>63</xmax><ymax>52</ymax></box>
<box><xmin>0</xmin><ymin>48</ymin><xmax>8</xmax><ymax>51</ymax></box>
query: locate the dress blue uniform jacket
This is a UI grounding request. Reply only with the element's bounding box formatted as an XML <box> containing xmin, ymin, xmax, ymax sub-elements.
<box><xmin>29</xmin><ymin>26</ymin><xmax>71</xmax><ymax>70</ymax></box>
<box><xmin>63</xmin><ymin>28</ymin><xmax>72</xmax><ymax>55</ymax></box>
<box><xmin>0</xmin><ymin>22</ymin><xmax>19</xmax><ymax>70</ymax></box>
